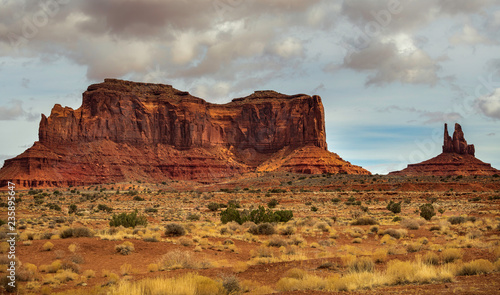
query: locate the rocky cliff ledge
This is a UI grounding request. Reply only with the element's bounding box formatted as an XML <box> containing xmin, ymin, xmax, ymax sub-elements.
<box><xmin>0</xmin><ymin>79</ymin><xmax>369</xmax><ymax>187</ymax></box>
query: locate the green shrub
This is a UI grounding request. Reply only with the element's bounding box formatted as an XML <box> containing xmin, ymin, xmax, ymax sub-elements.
<box><xmin>207</xmin><ymin>202</ymin><xmax>221</xmax><ymax>211</ymax></box>
<box><xmin>220</xmin><ymin>206</ymin><xmax>243</xmax><ymax>224</ymax></box>
<box><xmin>419</xmin><ymin>203</ymin><xmax>436</xmax><ymax>221</ymax></box>
<box><xmin>220</xmin><ymin>205</ymin><xmax>292</xmax><ymax>225</ymax></box>
<box><xmin>386</xmin><ymin>201</ymin><xmax>401</xmax><ymax>214</ymax></box>
<box><xmin>109</xmin><ymin>210</ymin><xmax>147</xmax><ymax>228</ymax></box>
<box><xmin>68</xmin><ymin>204</ymin><xmax>77</xmax><ymax>214</ymax></box>
<box><xmin>267</xmin><ymin>199</ymin><xmax>279</xmax><ymax>208</ymax></box>
<box><xmin>165</xmin><ymin>223</ymin><xmax>186</xmax><ymax>237</ymax></box>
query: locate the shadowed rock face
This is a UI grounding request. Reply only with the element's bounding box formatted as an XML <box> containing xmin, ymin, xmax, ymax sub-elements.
<box><xmin>0</xmin><ymin>79</ymin><xmax>369</xmax><ymax>187</ymax></box>
<box><xmin>391</xmin><ymin>123</ymin><xmax>498</xmax><ymax>176</ymax></box>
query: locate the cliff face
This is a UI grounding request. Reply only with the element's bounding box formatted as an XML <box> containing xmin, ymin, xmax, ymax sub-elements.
<box><xmin>391</xmin><ymin>123</ymin><xmax>498</xmax><ymax>176</ymax></box>
<box><xmin>0</xmin><ymin>79</ymin><xmax>369</xmax><ymax>187</ymax></box>
<box><xmin>38</xmin><ymin>79</ymin><xmax>327</xmax><ymax>152</ymax></box>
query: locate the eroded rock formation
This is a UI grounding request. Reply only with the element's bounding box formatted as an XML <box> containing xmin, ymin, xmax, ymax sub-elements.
<box><xmin>443</xmin><ymin>123</ymin><xmax>475</xmax><ymax>156</ymax></box>
<box><xmin>0</xmin><ymin>79</ymin><xmax>369</xmax><ymax>187</ymax></box>
<box><xmin>390</xmin><ymin>123</ymin><xmax>498</xmax><ymax>176</ymax></box>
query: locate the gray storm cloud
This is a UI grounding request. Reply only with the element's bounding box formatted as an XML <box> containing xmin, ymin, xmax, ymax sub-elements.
<box><xmin>0</xmin><ymin>0</ymin><xmax>498</xmax><ymax>92</ymax></box>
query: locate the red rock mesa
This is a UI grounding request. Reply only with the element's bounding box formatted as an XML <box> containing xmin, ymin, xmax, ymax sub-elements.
<box><xmin>0</xmin><ymin>79</ymin><xmax>369</xmax><ymax>187</ymax></box>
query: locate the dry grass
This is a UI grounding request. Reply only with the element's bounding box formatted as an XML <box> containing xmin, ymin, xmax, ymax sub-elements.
<box><xmin>454</xmin><ymin>259</ymin><xmax>494</xmax><ymax>276</ymax></box>
<box><xmin>422</xmin><ymin>252</ymin><xmax>440</xmax><ymax>265</ymax></box>
<box><xmin>42</xmin><ymin>241</ymin><xmax>54</xmax><ymax>251</ymax></box>
<box><xmin>115</xmin><ymin>241</ymin><xmax>135</xmax><ymax>255</ymax></box>
<box><xmin>441</xmin><ymin>248</ymin><xmax>462</xmax><ymax>263</ymax></box>
<box><xmin>276</xmin><ymin>257</ymin><xmax>453</xmax><ymax>293</ymax></box>
<box><xmin>158</xmin><ymin>250</ymin><xmax>210</xmax><ymax>270</ymax></box>
<box><xmin>108</xmin><ymin>273</ymin><xmax>226</xmax><ymax>295</ymax></box>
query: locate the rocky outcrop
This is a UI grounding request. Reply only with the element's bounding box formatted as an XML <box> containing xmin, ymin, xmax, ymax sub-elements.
<box><xmin>443</xmin><ymin>123</ymin><xmax>475</xmax><ymax>156</ymax></box>
<box><xmin>0</xmin><ymin>79</ymin><xmax>369</xmax><ymax>187</ymax></box>
<box><xmin>391</xmin><ymin>123</ymin><xmax>499</xmax><ymax>176</ymax></box>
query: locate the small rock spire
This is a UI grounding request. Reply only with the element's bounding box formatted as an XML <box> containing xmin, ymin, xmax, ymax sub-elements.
<box><xmin>442</xmin><ymin>123</ymin><xmax>475</xmax><ymax>156</ymax></box>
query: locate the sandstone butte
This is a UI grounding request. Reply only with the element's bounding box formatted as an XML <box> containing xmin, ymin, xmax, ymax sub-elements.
<box><xmin>390</xmin><ymin>123</ymin><xmax>500</xmax><ymax>176</ymax></box>
<box><xmin>0</xmin><ymin>79</ymin><xmax>370</xmax><ymax>188</ymax></box>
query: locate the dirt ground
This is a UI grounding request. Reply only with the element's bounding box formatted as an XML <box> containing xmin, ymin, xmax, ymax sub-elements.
<box><xmin>1</xmin><ymin>173</ymin><xmax>500</xmax><ymax>294</ymax></box>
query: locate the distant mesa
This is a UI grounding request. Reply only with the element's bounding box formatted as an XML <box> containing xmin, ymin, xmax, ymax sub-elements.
<box><xmin>390</xmin><ymin>123</ymin><xmax>499</xmax><ymax>176</ymax></box>
<box><xmin>0</xmin><ymin>78</ymin><xmax>370</xmax><ymax>188</ymax></box>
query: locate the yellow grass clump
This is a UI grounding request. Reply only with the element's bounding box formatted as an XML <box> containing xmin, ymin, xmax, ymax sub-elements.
<box><xmin>277</xmin><ymin>257</ymin><xmax>454</xmax><ymax>293</ymax></box>
<box><xmin>108</xmin><ymin>273</ymin><xmax>226</xmax><ymax>295</ymax></box>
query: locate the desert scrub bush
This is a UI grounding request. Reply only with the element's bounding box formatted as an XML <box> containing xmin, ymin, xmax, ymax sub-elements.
<box><xmin>351</xmin><ymin>216</ymin><xmax>378</xmax><ymax>226</ymax></box>
<box><xmin>466</xmin><ymin>229</ymin><xmax>482</xmax><ymax>240</ymax></box>
<box><xmin>120</xmin><ymin>263</ymin><xmax>133</xmax><ymax>275</ymax></box>
<box><xmin>288</xmin><ymin>235</ymin><xmax>305</xmax><ymax>246</ymax></box>
<box><xmin>454</xmin><ymin>259</ymin><xmax>494</xmax><ymax>276</ymax></box>
<box><xmin>419</xmin><ymin>203</ymin><xmax>436</xmax><ymax>221</ymax></box>
<box><xmin>422</xmin><ymin>252</ymin><xmax>439</xmax><ymax>265</ymax></box>
<box><xmin>109</xmin><ymin>210</ymin><xmax>147</xmax><ymax>228</ymax></box>
<box><xmin>143</xmin><ymin>232</ymin><xmax>161</xmax><ymax>242</ymax></box>
<box><xmin>401</xmin><ymin>219</ymin><xmax>420</xmax><ymax>230</ymax></box>
<box><xmin>276</xmin><ymin>269</ymin><xmax>326</xmax><ymax>292</ymax></box>
<box><xmin>42</xmin><ymin>241</ymin><xmax>54</xmax><ymax>251</ymax></box>
<box><xmin>165</xmin><ymin>223</ymin><xmax>186</xmax><ymax>237</ymax></box>
<box><xmin>314</xmin><ymin>221</ymin><xmax>331</xmax><ymax>232</ymax></box>
<box><xmin>186</xmin><ymin>213</ymin><xmax>200</xmax><ymax>221</ymax></box>
<box><xmin>178</xmin><ymin>237</ymin><xmax>194</xmax><ymax>247</ymax></box>
<box><xmin>158</xmin><ymin>250</ymin><xmax>210</xmax><ymax>270</ymax></box>
<box><xmin>372</xmin><ymin>248</ymin><xmax>387</xmax><ymax>263</ymax></box>
<box><xmin>447</xmin><ymin>216</ymin><xmax>466</xmax><ymax>225</ymax></box>
<box><xmin>381</xmin><ymin>228</ymin><xmax>407</xmax><ymax>239</ymax></box>
<box><xmin>267</xmin><ymin>235</ymin><xmax>287</xmax><ymax>247</ymax></box>
<box><xmin>221</xmin><ymin>275</ymin><xmax>241</xmax><ymax>294</ymax></box>
<box><xmin>267</xmin><ymin>198</ymin><xmax>279</xmax><ymax>208</ymax></box>
<box><xmin>441</xmin><ymin>248</ymin><xmax>462</xmax><ymax>263</ymax></box>
<box><xmin>251</xmin><ymin>246</ymin><xmax>274</xmax><ymax>258</ymax></box>
<box><xmin>115</xmin><ymin>241</ymin><xmax>135</xmax><ymax>255</ymax></box>
<box><xmin>60</xmin><ymin>227</ymin><xmax>94</xmax><ymax>238</ymax></box>
<box><xmin>108</xmin><ymin>273</ymin><xmax>226</xmax><ymax>295</ymax></box>
<box><xmin>207</xmin><ymin>202</ymin><xmax>222</xmax><ymax>211</ymax></box>
<box><xmin>82</xmin><ymin>269</ymin><xmax>95</xmax><ymax>278</ymax></box>
<box><xmin>385</xmin><ymin>259</ymin><xmax>453</xmax><ymax>285</ymax></box>
<box><xmin>386</xmin><ymin>200</ymin><xmax>401</xmax><ymax>214</ymax></box>
<box><xmin>347</xmin><ymin>256</ymin><xmax>375</xmax><ymax>272</ymax></box>
<box><xmin>97</xmin><ymin>204</ymin><xmax>113</xmax><ymax>212</ymax></box>
<box><xmin>406</xmin><ymin>242</ymin><xmax>423</xmax><ymax>253</ymax></box>
<box><xmin>279</xmin><ymin>225</ymin><xmax>296</xmax><ymax>236</ymax></box>
<box><xmin>248</xmin><ymin>223</ymin><xmax>276</xmax><ymax>235</ymax></box>
<box><xmin>147</xmin><ymin>263</ymin><xmax>159</xmax><ymax>272</ymax></box>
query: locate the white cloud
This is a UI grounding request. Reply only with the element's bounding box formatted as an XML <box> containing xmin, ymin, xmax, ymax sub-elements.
<box><xmin>450</xmin><ymin>24</ymin><xmax>493</xmax><ymax>45</ymax></box>
<box><xmin>476</xmin><ymin>88</ymin><xmax>500</xmax><ymax>119</ymax></box>
<box><xmin>342</xmin><ymin>37</ymin><xmax>440</xmax><ymax>86</ymax></box>
<box><xmin>273</xmin><ymin>37</ymin><xmax>303</xmax><ymax>59</ymax></box>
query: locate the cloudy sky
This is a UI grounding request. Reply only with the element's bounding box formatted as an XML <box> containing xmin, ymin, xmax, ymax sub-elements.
<box><xmin>0</xmin><ymin>0</ymin><xmax>499</xmax><ymax>174</ymax></box>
